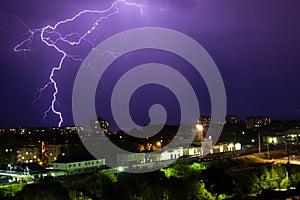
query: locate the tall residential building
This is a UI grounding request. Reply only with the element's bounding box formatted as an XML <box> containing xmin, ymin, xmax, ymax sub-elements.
<box><xmin>47</xmin><ymin>144</ymin><xmax>65</xmax><ymax>165</ymax></box>
<box><xmin>246</xmin><ymin>116</ymin><xmax>271</xmax><ymax>129</ymax></box>
<box><xmin>17</xmin><ymin>146</ymin><xmax>39</xmax><ymax>164</ymax></box>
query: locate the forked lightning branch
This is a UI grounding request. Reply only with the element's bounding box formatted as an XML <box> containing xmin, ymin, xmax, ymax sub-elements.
<box><xmin>14</xmin><ymin>0</ymin><xmax>144</xmax><ymax>127</ymax></box>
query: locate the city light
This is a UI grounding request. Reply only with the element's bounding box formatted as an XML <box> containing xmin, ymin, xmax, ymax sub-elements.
<box><xmin>267</xmin><ymin>137</ymin><xmax>278</xmax><ymax>144</ymax></box>
<box><xmin>118</xmin><ymin>166</ymin><xmax>124</xmax><ymax>172</ymax></box>
<box><xmin>228</xmin><ymin>143</ymin><xmax>234</xmax><ymax>151</ymax></box>
<box><xmin>196</xmin><ymin>124</ymin><xmax>204</xmax><ymax>131</ymax></box>
<box><xmin>235</xmin><ymin>143</ymin><xmax>241</xmax><ymax>151</ymax></box>
<box><xmin>156</xmin><ymin>141</ymin><xmax>162</xmax><ymax>148</ymax></box>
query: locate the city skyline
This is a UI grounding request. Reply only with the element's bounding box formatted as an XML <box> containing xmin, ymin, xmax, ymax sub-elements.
<box><xmin>0</xmin><ymin>0</ymin><xmax>300</xmax><ymax>129</ymax></box>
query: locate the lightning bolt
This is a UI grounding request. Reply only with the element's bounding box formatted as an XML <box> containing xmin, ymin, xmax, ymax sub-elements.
<box><xmin>14</xmin><ymin>0</ymin><xmax>145</xmax><ymax>127</ymax></box>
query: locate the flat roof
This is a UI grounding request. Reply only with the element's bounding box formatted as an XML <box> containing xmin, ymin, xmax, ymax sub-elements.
<box><xmin>53</xmin><ymin>154</ymin><xmax>104</xmax><ymax>163</ymax></box>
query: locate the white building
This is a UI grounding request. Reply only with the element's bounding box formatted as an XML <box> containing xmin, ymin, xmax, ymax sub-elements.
<box><xmin>183</xmin><ymin>146</ymin><xmax>203</xmax><ymax>156</ymax></box>
<box><xmin>117</xmin><ymin>148</ymin><xmax>184</xmax><ymax>167</ymax></box>
<box><xmin>158</xmin><ymin>148</ymin><xmax>184</xmax><ymax>161</ymax></box>
<box><xmin>117</xmin><ymin>153</ymin><xmax>146</xmax><ymax>166</ymax></box>
<box><xmin>52</xmin><ymin>155</ymin><xmax>105</xmax><ymax>176</ymax></box>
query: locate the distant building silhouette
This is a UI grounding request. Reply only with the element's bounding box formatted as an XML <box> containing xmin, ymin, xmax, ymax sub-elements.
<box><xmin>246</xmin><ymin>116</ymin><xmax>271</xmax><ymax>129</ymax></box>
<box><xmin>225</xmin><ymin>115</ymin><xmax>240</xmax><ymax>124</ymax></box>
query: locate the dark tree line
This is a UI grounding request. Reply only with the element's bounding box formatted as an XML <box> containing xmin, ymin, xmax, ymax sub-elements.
<box><xmin>5</xmin><ymin>160</ymin><xmax>300</xmax><ymax>200</ymax></box>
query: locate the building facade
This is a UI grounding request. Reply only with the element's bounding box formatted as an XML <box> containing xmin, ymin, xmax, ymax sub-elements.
<box><xmin>53</xmin><ymin>157</ymin><xmax>105</xmax><ymax>176</ymax></box>
<box><xmin>17</xmin><ymin>146</ymin><xmax>39</xmax><ymax>164</ymax></box>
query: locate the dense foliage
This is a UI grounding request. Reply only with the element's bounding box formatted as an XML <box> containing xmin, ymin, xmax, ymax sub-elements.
<box><xmin>2</xmin><ymin>160</ymin><xmax>300</xmax><ymax>200</ymax></box>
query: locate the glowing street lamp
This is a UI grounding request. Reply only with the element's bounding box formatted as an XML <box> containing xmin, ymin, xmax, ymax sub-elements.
<box><xmin>156</xmin><ymin>141</ymin><xmax>162</xmax><ymax>149</ymax></box>
<box><xmin>195</xmin><ymin>124</ymin><xmax>204</xmax><ymax>141</ymax></box>
<box><xmin>196</xmin><ymin>124</ymin><xmax>203</xmax><ymax>131</ymax></box>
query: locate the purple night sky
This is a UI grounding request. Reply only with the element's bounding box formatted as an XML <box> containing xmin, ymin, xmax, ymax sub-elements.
<box><xmin>0</xmin><ymin>0</ymin><xmax>300</xmax><ymax>129</ymax></box>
